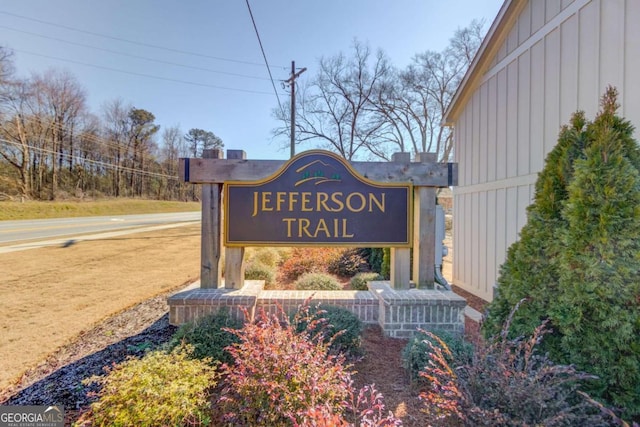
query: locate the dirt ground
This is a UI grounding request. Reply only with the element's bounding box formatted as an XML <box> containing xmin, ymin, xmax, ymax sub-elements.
<box><xmin>0</xmin><ymin>223</ymin><xmax>201</xmax><ymax>390</ymax></box>
<box><xmin>1</xmin><ymin>222</ymin><xmax>479</xmax><ymax>426</ymax></box>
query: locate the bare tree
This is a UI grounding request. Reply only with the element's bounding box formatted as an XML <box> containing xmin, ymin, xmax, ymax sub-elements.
<box><xmin>101</xmin><ymin>98</ymin><xmax>131</xmax><ymax>197</ymax></box>
<box><xmin>0</xmin><ymin>47</ymin><xmax>32</xmax><ymax>198</ymax></box>
<box><xmin>0</xmin><ymin>79</ymin><xmax>33</xmax><ymax>198</ymax></box>
<box><xmin>72</xmin><ymin>112</ymin><xmax>102</xmax><ymax>196</ymax></box>
<box><xmin>273</xmin><ymin>22</ymin><xmax>485</xmax><ymax>162</ymax></box>
<box><xmin>274</xmin><ymin>40</ymin><xmax>393</xmax><ymax>160</ymax></box>
<box><xmin>383</xmin><ymin>20</ymin><xmax>485</xmax><ymax>161</ymax></box>
<box><xmin>160</xmin><ymin>125</ymin><xmax>189</xmax><ymax>200</ymax></box>
<box><xmin>31</xmin><ymin>69</ymin><xmax>87</xmax><ymax>199</ymax></box>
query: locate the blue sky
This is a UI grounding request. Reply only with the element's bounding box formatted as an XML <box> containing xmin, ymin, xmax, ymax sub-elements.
<box><xmin>0</xmin><ymin>1</ymin><xmax>503</xmax><ymax>160</ymax></box>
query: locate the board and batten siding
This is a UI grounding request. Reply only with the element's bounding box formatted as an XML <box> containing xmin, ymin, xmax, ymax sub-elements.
<box><xmin>452</xmin><ymin>0</ymin><xmax>640</xmax><ymax>302</ymax></box>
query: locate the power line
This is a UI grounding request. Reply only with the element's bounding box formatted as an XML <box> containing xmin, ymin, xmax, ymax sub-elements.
<box><xmin>245</xmin><ymin>0</ymin><xmax>285</xmax><ymax>116</ymax></box>
<box><xmin>1</xmin><ymin>138</ymin><xmax>180</xmax><ymax>180</ymax></box>
<box><xmin>2</xmin><ymin>116</ymin><xmax>160</xmax><ymax>168</ymax></box>
<box><xmin>9</xmin><ymin>119</ymin><xmax>139</xmax><ymax>163</ymax></box>
<box><xmin>6</xmin><ymin>118</ymin><xmax>191</xmax><ymax>168</ymax></box>
<box><xmin>0</xmin><ymin>24</ymin><xmax>271</xmax><ymax>81</ymax></box>
<box><xmin>12</xmin><ymin>48</ymin><xmax>281</xmax><ymax>96</ymax></box>
<box><xmin>0</xmin><ymin>10</ymin><xmax>287</xmax><ymax>69</ymax></box>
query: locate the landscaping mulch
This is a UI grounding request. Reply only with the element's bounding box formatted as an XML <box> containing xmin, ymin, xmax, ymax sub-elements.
<box><xmin>1</xmin><ymin>286</ymin><xmax>485</xmax><ymax>427</ymax></box>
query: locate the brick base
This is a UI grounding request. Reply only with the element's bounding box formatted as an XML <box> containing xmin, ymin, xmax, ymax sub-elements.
<box><xmin>168</xmin><ymin>280</ymin><xmax>466</xmax><ymax>338</ymax></box>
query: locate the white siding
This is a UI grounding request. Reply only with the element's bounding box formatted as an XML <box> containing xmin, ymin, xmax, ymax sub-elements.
<box><xmin>559</xmin><ymin>13</ymin><xmax>579</xmax><ymax>121</ymax></box>
<box><xmin>452</xmin><ymin>0</ymin><xmax>640</xmax><ymax>301</ymax></box>
<box><xmin>624</xmin><ymin>0</ymin><xmax>640</xmax><ymax>125</ymax></box>
<box><xmin>506</xmin><ymin>60</ymin><xmax>518</xmax><ymax>178</ymax></box>
<box><xmin>529</xmin><ymin>40</ymin><xmax>544</xmax><ymax>172</ymax></box>
<box><xmin>543</xmin><ymin>27</ymin><xmax>560</xmax><ymax>155</ymax></box>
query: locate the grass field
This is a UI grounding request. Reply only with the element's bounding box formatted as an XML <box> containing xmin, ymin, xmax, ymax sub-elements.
<box><xmin>0</xmin><ymin>199</ymin><xmax>201</xmax><ymax>220</ymax></box>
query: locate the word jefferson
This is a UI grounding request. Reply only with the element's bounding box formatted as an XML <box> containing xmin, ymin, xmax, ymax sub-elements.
<box><xmin>251</xmin><ymin>191</ymin><xmax>386</xmax><ymax>217</ymax></box>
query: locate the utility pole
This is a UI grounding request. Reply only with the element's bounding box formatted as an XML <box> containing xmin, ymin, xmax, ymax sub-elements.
<box><xmin>285</xmin><ymin>60</ymin><xmax>306</xmax><ymax>158</ymax></box>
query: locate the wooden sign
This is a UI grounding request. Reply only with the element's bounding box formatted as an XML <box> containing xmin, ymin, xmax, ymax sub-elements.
<box><xmin>224</xmin><ymin>150</ymin><xmax>412</xmax><ymax>246</ymax></box>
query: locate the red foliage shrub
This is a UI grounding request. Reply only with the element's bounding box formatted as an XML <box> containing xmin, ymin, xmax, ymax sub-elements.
<box><xmin>279</xmin><ymin>248</ymin><xmax>343</xmax><ymax>281</ymax></box>
<box><xmin>327</xmin><ymin>248</ymin><xmax>368</xmax><ymax>278</ymax></box>
<box><xmin>419</xmin><ymin>302</ymin><xmax>609</xmax><ymax>426</ymax></box>
<box><xmin>296</xmin><ymin>385</ymin><xmax>401</xmax><ymax>427</ymax></box>
<box><xmin>215</xmin><ymin>302</ymin><xmax>400</xmax><ymax>426</ymax></box>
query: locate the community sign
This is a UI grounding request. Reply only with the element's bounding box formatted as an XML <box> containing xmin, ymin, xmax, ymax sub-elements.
<box><xmin>224</xmin><ymin>150</ymin><xmax>412</xmax><ymax>246</ymax></box>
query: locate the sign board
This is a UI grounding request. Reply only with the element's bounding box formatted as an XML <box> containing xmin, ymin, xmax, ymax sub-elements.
<box><xmin>224</xmin><ymin>150</ymin><xmax>412</xmax><ymax>247</ymax></box>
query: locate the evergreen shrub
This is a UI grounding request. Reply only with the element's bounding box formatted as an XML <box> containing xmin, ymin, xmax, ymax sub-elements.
<box><xmin>553</xmin><ymin>90</ymin><xmax>640</xmax><ymax>418</ymax></box>
<box><xmin>381</xmin><ymin>248</ymin><xmax>391</xmax><ymax>279</ymax></box>
<box><xmin>402</xmin><ymin>329</ymin><xmax>472</xmax><ymax>384</ymax></box>
<box><xmin>295</xmin><ymin>272</ymin><xmax>342</xmax><ymax>290</ymax></box>
<box><xmin>349</xmin><ymin>272</ymin><xmax>383</xmax><ymax>290</ymax></box>
<box><xmin>484</xmin><ymin>87</ymin><xmax>640</xmax><ymax>419</ymax></box>
<box><xmin>294</xmin><ymin>304</ymin><xmax>363</xmax><ymax>358</ymax></box>
<box><xmin>366</xmin><ymin>247</ymin><xmax>385</xmax><ymax>273</ymax></box>
<box><xmin>168</xmin><ymin>308</ymin><xmax>243</xmax><ymax>365</ymax></box>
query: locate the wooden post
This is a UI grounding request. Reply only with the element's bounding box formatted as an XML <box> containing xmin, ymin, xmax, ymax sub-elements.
<box><xmin>224</xmin><ymin>247</ymin><xmax>245</xmax><ymax>289</ymax></box>
<box><xmin>390</xmin><ymin>247</ymin><xmax>411</xmax><ymax>290</ymax></box>
<box><xmin>413</xmin><ymin>152</ymin><xmax>437</xmax><ymax>288</ymax></box>
<box><xmin>390</xmin><ymin>152</ymin><xmax>411</xmax><ymax>289</ymax></box>
<box><xmin>200</xmin><ymin>149</ymin><xmax>223</xmax><ymax>288</ymax></box>
<box><xmin>223</xmin><ymin>149</ymin><xmax>247</xmax><ymax>290</ymax></box>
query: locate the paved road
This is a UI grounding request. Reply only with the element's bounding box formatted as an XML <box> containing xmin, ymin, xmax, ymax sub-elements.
<box><xmin>0</xmin><ymin>212</ymin><xmax>200</xmax><ymax>247</ymax></box>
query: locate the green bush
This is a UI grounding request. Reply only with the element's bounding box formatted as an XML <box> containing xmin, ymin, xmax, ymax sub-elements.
<box><xmin>168</xmin><ymin>308</ymin><xmax>243</xmax><ymax>365</ymax></box>
<box><xmin>484</xmin><ymin>88</ymin><xmax>640</xmax><ymax>419</ymax></box>
<box><xmin>244</xmin><ymin>261</ymin><xmax>276</xmax><ymax>286</ymax></box>
<box><xmin>295</xmin><ymin>272</ymin><xmax>342</xmax><ymax>290</ymax></box>
<box><xmin>381</xmin><ymin>248</ymin><xmax>390</xmax><ymax>280</ymax></box>
<box><xmin>360</xmin><ymin>248</ymin><xmax>384</xmax><ymax>273</ymax></box>
<box><xmin>328</xmin><ymin>248</ymin><xmax>367</xmax><ymax>277</ymax></box>
<box><xmin>349</xmin><ymin>272</ymin><xmax>383</xmax><ymax>290</ymax></box>
<box><xmin>294</xmin><ymin>304</ymin><xmax>364</xmax><ymax>358</ymax></box>
<box><xmin>483</xmin><ymin>110</ymin><xmax>588</xmax><ymax>340</ymax></box>
<box><xmin>402</xmin><ymin>329</ymin><xmax>472</xmax><ymax>384</ymax></box>
<box><xmin>553</xmin><ymin>89</ymin><xmax>640</xmax><ymax>418</ymax></box>
<box><xmin>84</xmin><ymin>346</ymin><xmax>216</xmax><ymax>427</ymax></box>
<box><xmin>363</xmin><ymin>248</ymin><xmax>384</xmax><ymax>273</ymax></box>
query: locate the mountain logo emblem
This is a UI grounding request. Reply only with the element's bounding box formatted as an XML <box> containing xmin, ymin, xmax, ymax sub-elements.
<box><xmin>295</xmin><ymin>160</ymin><xmax>342</xmax><ymax>186</ymax></box>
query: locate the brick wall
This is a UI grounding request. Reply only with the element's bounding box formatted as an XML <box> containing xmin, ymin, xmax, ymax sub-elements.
<box><xmin>168</xmin><ymin>280</ymin><xmax>466</xmax><ymax>338</ymax></box>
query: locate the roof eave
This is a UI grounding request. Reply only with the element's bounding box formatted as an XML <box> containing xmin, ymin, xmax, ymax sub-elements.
<box><xmin>444</xmin><ymin>0</ymin><xmax>527</xmax><ymax>125</ymax></box>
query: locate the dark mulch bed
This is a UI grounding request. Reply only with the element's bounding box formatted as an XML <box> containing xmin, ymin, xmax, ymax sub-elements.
<box><xmin>0</xmin><ymin>286</ymin><xmax>485</xmax><ymax>426</ymax></box>
<box><xmin>0</xmin><ymin>293</ymin><xmax>177</xmax><ymax>425</ymax></box>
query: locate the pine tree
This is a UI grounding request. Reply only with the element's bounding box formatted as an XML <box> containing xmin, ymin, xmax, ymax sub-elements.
<box><xmin>482</xmin><ymin>111</ymin><xmax>587</xmax><ymax>339</ymax></box>
<box><xmin>484</xmin><ymin>87</ymin><xmax>640</xmax><ymax>419</ymax></box>
<box><xmin>554</xmin><ymin>89</ymin><xmax>640</xmax><ymax>418</ymax></box>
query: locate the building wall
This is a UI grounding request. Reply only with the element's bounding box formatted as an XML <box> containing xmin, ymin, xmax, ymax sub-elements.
<box><xmin>453</xmin><ymin>0</ymin><xmax>640</xmax><ymax>301</ymax></box>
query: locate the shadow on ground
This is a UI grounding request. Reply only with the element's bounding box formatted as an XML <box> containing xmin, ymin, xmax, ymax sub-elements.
<box><xmin>1</xmin><ymin>314</ymin><xmax>176</xmax><ymax>409</ymax></box>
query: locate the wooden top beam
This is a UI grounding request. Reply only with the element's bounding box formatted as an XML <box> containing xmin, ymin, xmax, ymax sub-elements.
<box><xmin>179</xmin><ymin>158</ymin><xmax>457</xmax><ymax>187</ymax></box>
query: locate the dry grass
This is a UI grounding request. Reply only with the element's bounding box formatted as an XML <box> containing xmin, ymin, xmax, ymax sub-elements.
<box><xmin>0</xmin><ymin>199</ymin><xmax>200</xmax><ymax>220</ymax></box>
<box><xmin>0</xmin><ymin>223</ymin><xmax>201</xmax><ymax>391</ymax></box>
